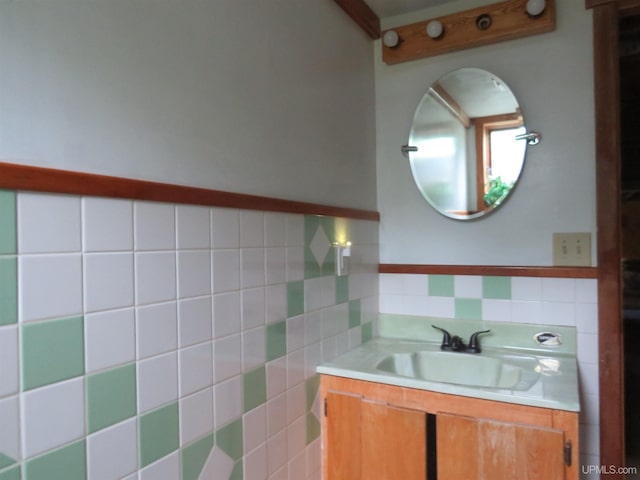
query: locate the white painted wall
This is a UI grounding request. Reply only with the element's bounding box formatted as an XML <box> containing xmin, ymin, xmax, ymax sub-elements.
<box><xmin>0</xmin><ymin>0</ymin><xmax>377</xmax><ymax>210</ymax></box>
<box><xmin>376</xmin><ymin>0</ymin><xmax>595</xmax><ymax>265</ymax></box>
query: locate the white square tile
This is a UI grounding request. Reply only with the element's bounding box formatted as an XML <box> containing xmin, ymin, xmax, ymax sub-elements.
<box><xmin>243</xmin><ymin>403</ymin><xmax>266</xmax><ymax>454</ymax></box>
<box><xmin>242</xmin><ymin>326</ymin><xmax>265</xmax><ymax>372</ymax></box>
<box><xmin>176</xmin><ymin>205</ymin><xmax>210</xmax><ymax>250</ymax></box>
<box><xmin>241</xmin><ymin>248</ymin><xmax>265</xmax><ymax>288</ymax></box>
<box><xmin>21</xmin><ymin>377</ymin><xmax>85</xmax><ymax>458</ymax></box>
<box><xmin>542</xmin><ymin>301</ymin><xmax>576</xmax><ymax>326</ymax></box>
<box><xmin>510</xmin><ymin>300</ymin><xmax>544</xmax><ymax>324</ymax></box>
<box><xmin>137</xmin><ymin>352</ymin><xmax>178</xmax><ymax>413</ymax></box>
<box><xmin>134</xmin><ymin>201</ymin><xmax>175</xmax><ymax>251</ymax></box>
<box><xmin>267</xmin><ymin>428</ymin><xmax>288</xmax><ymax>475</ymax></box>
<box><xmin>454</xmin><ymin>275</ymin><xmax>482</xmax><ymax>298</ymax></box>
<box><xmin>287</xmin><ymin>382</ymin><xmax>305</xmax><ymax>423</ymax></box>
<box><xmin>0</xmin><ymin>395</ymin><xmax>20</xmax><ymax>463</ymax></box>
<box><xmin>481</xmin><ymin>299</ymin><xmax>512</xmax><ymax>323</ymax></box>
<box><xmin>266</xmin><ymin>393</ymin><xmax>287</xmax><ymax>437</ymax></box>
<box><xmin>288</xmin><ymin>416</ymin><xmax>306</xmax><ymax>459</ymax></box>
<box><xmin>306</xmin><ymin>438</ymin><xmax>321</xmax><ymax>477</ymax></box>
<box><xmin>265</xmin><ymin>284</ymin><xmax>286</xmax><ymax>325</ymax></box>
<box><xmin>577</xmin><ymin>333</ymin><xmax>599</xmax><ymax>365</ymax></box>
<box><xmin>139</xmin><ymin>451</ymin><xmax>180</xmax><ymax>480</ymax></box>
<box><xmin>179</xmin><ymin>388</ymin><xmax>213</xmax><ymax>446</ymax></box>
<box><xmin>287</xmin><ymin>349</ymin><xmax>305</xmax><ymax>389</ymax></box>
<box><xmin>271</xmin><ymin>465</ymin><xmax>288</xmax><ymax>480</ymax></box>
<box><xmin>213</xmin><ymin>292</ymin><xmax>241</xmax><ymax>338</ymax></box>
<box><xmin>212</xmin><ymin>250</ymin><xmax>240</xmax><ymax>293</ymax></box>
<box><xmin>84</xmin><ymin>253</ymin><xmax>134</xmax><ymax>312</ymax></box>
<box><xmin>305</xmin><ymin>311</ymin><xmax>322</xmax><ymax>345</ymax></box>
<box><xmin>177</xmin><ymin>250</ymin><xmax>211</xmax><ymax>299</ymax></box>
<box><xmin>266</xmin><ymin>357</ymin><xmax>287</xmax><ymax>400</ymax></box>
<box><xmin>423</xmin><ymin>296</ymin><xmax>455</xmax><ymax>318</ymax></box>
<box><xmin>178</xmin><ymin>296</ymin><xmax>212</xmax><ymax>348</ymax></box>
<box><xmin>85</xmin><ymin>308</ymin><xmax>135</xmax><ymax>373</ymax></box>
<box><xmin>211</xmin><ymin>208</ymin><xmax>239</xmax><ymax>249</ymax></box>
<box><xmin>264</xmin><ymin>212</ymin><xmax>286</xmax><ymax>247</ymax></box>
<box><xmin>19</xmin><ymin>254</ymin><xmax>82</xmax><ymax>322</ymax></box>
<box><xmin>265</xmin><ymin>247</ymin><xmax>286</xmax><ymax>285</ymax></box>
<box><xmin>0</xmin><ymin>326</ymin><xmax>18</xmax><ymax>396</ymax></box>
<box><xmin>240</xmin><ymin>210</ymin><xmax>264</xmax><ymax>248</ymax></box>
<box><xmin>244</xmin><ymin>443</ymin><xmax>267</xmax><ymax>480</ymax></box>
<box><xmin>286</xmin><ymin>246</ymin><xmax>304</xmax><ymax>282</ymax></box>
<box><xmin>135</xmin><ymin>252</ymin><xmax>177</xmax><ymax>305</ymax></box>
<box><xmin>200</xmin><ymin>446</ymin><xmax>234</xmax><ymax>479</ymax></box>
<box><xmin>17</xmin><ymin>192</ymin><xmax>81</xmax><ymax>253</ymax></box>
<box><xmin>542</xmin><ymin>278</ymin><xmax>576</xmax><ymax>302</ymax></box>
<box><xmin>213</xmin><ymin>334</ymin><xmax>242</xmax><ymax>383</ymax></box>
<box><xmin>379</xmin><ymin>273</ymin><xmax>405</xmax><ymax>295</ymax></box>
<box><xmin>83</xmin><ymin>197</ymin><xmax>133</xmax><ymax>252</ymax></box>
<box><xmin>402</xmin><ymin>274</ymin><xmax>429</xmax><ymax>296</ymax></box>
<box><xmin>304</xmin><ymin>342</ymin><xmax>322</xmax><ymax>379</ymax></box>
<box><xmin>576</xmin><ymin>278</ymin><xmax>598</xmax><ymax>303</ymax></box>
<box><xmin>576</xmin><ymin>302</ymin><xmax>598</xmax><ymax>334</ymax></box>
<box><xmin>242</xmin><ymin>287</ymin><xmax>265</xmax><ymax>330</ymax></box>
<box><xmin>578</xmin><ymin>362</ymin><xmax>599</xmax><ymax>396</ymax></box>
<box><xmin>285</xmin><ymin>215</ymin><xmax>304</xmax><ymax>246</ymax></box>
<box><xmin>87</xmin><ymin>418</ymin><xmax>138</xmax><ymax>480</ymax></box>
<box><xmin>136</xmin><ymin>302</ymin><xmax>178</xmax><ymax>359</ymax></box>
<box><xmin>179</xmin><ymin>342</ymin><xmax>213</xmax><ymax>396</ymax></box>
<box><xmin>287</xmin><ymin>315</ymin><xmax>305</xmax><ymax>353</ymax></box>
<box><xmin>214</xmin><ymin>376</ymin><xmax>242</xmax><ymax>428</ymax></box>
<box><xmin>511</xmin><ymin>277</ymin><xmax>543</xmax><ymax>301</ymax></box>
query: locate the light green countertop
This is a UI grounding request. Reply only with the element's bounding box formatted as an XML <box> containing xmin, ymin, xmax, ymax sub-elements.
<box><xmin>316</xmin><ymin>315</ymin><xmax>581</xmax><ymax>412</ymax></box>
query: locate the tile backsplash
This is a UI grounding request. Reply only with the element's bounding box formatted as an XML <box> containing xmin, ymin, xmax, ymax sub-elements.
<box><xmin>380</xmin><ymin>272</ymin><xmax>600</xmax><ymax>476</ymax></box>
<box><xmin>0</xmin><ymin>190</ymin><xmax>379</xmax><ymax>480</ymax></box>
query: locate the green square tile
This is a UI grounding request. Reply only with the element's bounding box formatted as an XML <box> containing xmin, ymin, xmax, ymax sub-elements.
<box><xmin>21</xmin><ymin>316</ymin><xmax>84</xmax><ymax>390</ymax></box>
<box><xmin>455</xmin><ymin>298</ymin><xmax>482</xmax><ymax>320</ymax></box>
<box><xmin>361</xmin><ymin>322</ymin><xmax>373</xmax><ymax>343</ymax></box>
<box><xmin>0</xmin><ymin>453</ymin><xmax>16</xmax><ymax>470</ymax></box>
<box><xmin>215</xmin><ymin>419</ymin><xmax>243</xmax><ymax>462</ymax></box>
<box><xmin>24</xmin><ymin>440</ymin><xmax>86</xmax><ymax>480</ymax></box>
<box><xmin>304</xmin><ymin>215</ymin><xmax>321</xmax><ymax>246</ymax></box>
<box><xmin>0</xmin><ymin>257</ymin><xmax>17</xmax><ymax>326</ymax></box>
<box><xmin>266</xmin><ymin>321</ymin><xmax>286</xmax><ymax>361</ymax></box>
<box><xmin>87</xmin><ymin>363</ymin><xmax>137</xmax><ymax>433</ymax></box>
<box><xmin>428</xmin><ymin>275</ymin><xmax>454</xmax><ymax>297</ymax></box>
<box><xmin>482</xmin><ymin>276</ymin><xmax>512</xmax><ymax>299</ymax></box>
<box><xmin>305</xmin><ymin>375</ymin><xmax>320</xmax><ymax>411</ymax></box>
<box><xmin>306</xmin><ymin>412</ymin><xmax>321</xmax><ymax>445</ymax></box>
<box><xmin>230</xmin><ymin>460</ymin><xmax>243</xmax><ymax>480</ymax></box>
<box><xmin>243</xmin><ymin>366</ymin><xmax>266</xmax><ymax>412</ymax></box>
<box><xmin>0</xmin><ymin>191</ymin><xmax>16</xmax><ymax>255</ymax></box>
<box><xmin>287</xmin><ymin>281</ymin><xmax>304</xmax><ymax>317</ymax></box>
<box><xmin>348</xmin><ymin>300</ymin><xmax>361</xmax><ymax>329</ymax></box>
<box><xmin>0</xmin><ymin>465</ymin><xmax>20</xmax><ymax>480</ymax></box>
<box><xmin>335</xmin><ymin>276</ymin><xmax>348</xmax><ymax>304</ymax></box>
<box><xmin>181</xmin><ymin>433</ymin><xmax>214</xmax><ymax>480</ymax></box>
<box><xmin>138</xmin><ymin>402</ymin><xmax>179</xmax><ymax>467</ymax></box>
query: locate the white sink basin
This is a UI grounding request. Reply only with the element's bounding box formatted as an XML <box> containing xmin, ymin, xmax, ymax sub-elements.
<box><xmin>376</xmin><ymin>350</ymin><xmax>539</xmax><ymax>390</ymax></box>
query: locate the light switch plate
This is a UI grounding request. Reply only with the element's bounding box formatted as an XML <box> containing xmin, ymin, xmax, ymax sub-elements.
<box><xmin>552</xmin><ymin>233</ymin><xmax>592</xmax><ymax>266</ymax></box>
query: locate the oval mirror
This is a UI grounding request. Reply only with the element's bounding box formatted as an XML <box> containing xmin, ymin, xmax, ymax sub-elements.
<box><xmin>406</xmin><ymin>68</ymin><xmax>535</xmax><ymax>220</ymax></box>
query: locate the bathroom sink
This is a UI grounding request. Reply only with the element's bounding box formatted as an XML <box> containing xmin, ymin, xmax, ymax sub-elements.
<box><xmin>375</xmin><ymin>350</ymin><xmax>539</xmax><ymax>390</ymax></box>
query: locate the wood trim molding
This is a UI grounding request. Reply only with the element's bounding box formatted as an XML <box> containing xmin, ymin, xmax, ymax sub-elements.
<box><xmin>591</xmin><ymin>2</ymin><xmax>626</xmax><ymax>475</ymax></box>
<box><xmin>0</xmin><ymin>162</ymin><xmax>380</xmax><ymax>221</ymax></box>
<box><xmin>381</xmin><ymin>0</ymin><xmax>555</xmax><ymax>65</ymax></box>
<box><xmin>333</xmin><ymin>0</ymin><xmax>381</xmax><ymax>39</ymax></box>
<box><xmin>586</xmin><ymin>0</ymin><xmax>640</xmax><ymax>15</ymax></box>
<box><xmin>379</xmin><ymin>264</ymin><xmax>598</xmax><ymax>278</ymax></box>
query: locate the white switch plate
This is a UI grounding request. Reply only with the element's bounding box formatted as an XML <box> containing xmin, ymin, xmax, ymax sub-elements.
<box><xmin>552</xmin><ymin>233</ymin><xmax>592</xmax><ymax>266</ymax></box>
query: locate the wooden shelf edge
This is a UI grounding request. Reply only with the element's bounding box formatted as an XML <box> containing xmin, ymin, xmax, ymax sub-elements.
<box><xmin>0</xmin><ymin>161</ymin><xmax>380</xmax><ymax>221</ymax></box>
<box><xmin>334</xmin><ymin>0</ymin><xmax>381</xmax><ymax>39</ymax></box>
<box><xmin>379</xmin><ymin>263</ymin><xmax>598</xmax><ymax>278</ymax></box>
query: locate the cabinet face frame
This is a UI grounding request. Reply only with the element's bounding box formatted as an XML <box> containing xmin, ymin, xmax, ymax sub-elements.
<box><xmin>320</xmin><ymin>375</ymin><xmax>579</xmax><ymax>480</ymax></box>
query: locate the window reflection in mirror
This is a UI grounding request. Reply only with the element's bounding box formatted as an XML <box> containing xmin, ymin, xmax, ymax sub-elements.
<box><xmin>407</xmin><ymin>68</ymin><xmax>528</xmax><ymax>220</ymax></box>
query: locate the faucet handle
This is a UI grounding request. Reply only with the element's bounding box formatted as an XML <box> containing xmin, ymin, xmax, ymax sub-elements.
<box><xmin>468</xmin><ymin>329</ymin><xmax>491</xmax><ymax>353</ymax></box>
<box><xmin>432</xmin><ymin>325</ymin><xmax>452</xmax><ymax>348</ymax></box>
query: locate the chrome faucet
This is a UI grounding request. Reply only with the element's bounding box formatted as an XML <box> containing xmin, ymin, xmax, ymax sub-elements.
<box><xmin>432</xmin><ymin>325</ymin><xmax>491</xmax><ymax>354</ymax></box>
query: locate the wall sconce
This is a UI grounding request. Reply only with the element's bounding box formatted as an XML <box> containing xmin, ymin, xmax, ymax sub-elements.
<box><xmin>381</xmin><ymin>0</ymin><xmax>555</xmax><ymax>65</ymax></box>
<box><xmin>526</xmin><ymin>0</ymin><xmax>546</xmax><ymax>16</ymax></box>
<box><xmin>333</xmin><ymin>242</ymin><xmax>351</xmax><ymax>277</ymax></box>
<box><xmin>426</xmin><ymin>20</ymin><xmax>443</xmax><ymax>39</ymax></box>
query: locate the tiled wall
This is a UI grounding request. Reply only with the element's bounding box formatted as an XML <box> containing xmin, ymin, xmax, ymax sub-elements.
<box><xmin>0</xmin><ymin>190</ymin><xmax>379</xmax><ymax>480</ymax></box>
<box><xmin>380</xmin><ymin>273</ymin><xmax>600</xmax><ymax>477</ymax></box>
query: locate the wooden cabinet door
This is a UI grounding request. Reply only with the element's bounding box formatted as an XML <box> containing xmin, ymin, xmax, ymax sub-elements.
<box><xmin>437</xmin><ymin>412</ymin><xmax>566</xmax><ymax>480</ymax></box>
<box><xmin>325</xmin><ymin>392</ymin><xmax>427</xmax><ymax>480</ymax></box>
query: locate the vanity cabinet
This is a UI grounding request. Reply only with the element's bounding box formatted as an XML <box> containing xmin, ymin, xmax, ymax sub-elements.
<box><xmin>321</xmin><ymin>375</ymin><xmax>579</xmax><ymax>480</ymax></box>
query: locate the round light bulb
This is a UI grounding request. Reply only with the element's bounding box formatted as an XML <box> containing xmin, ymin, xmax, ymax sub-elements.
<box><xmin>382</xmin><ymin>30</ymin><xmax>399</xmax><ymax>48</ymax></box>
<box><xmin>526</xmin><ymin>0</ymin><xmax>546</xmax><ymax>16</ymax></box>
<box><xmin>426</xmin><ymin>20</ymin><xmax>443</xmax><ymax>39</ymax></box>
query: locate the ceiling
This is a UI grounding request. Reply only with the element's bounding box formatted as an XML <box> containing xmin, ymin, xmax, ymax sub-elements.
<box><xmin>364</xmin><ymin>0</ymin><xmax>455</xmax><ymax>18</ymax></box>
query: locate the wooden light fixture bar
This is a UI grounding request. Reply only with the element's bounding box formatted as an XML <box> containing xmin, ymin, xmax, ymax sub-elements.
<box><xmin>382</xmin><ymin>0</ymin><xmax>556</xmax><ymax>65</ymax></box>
